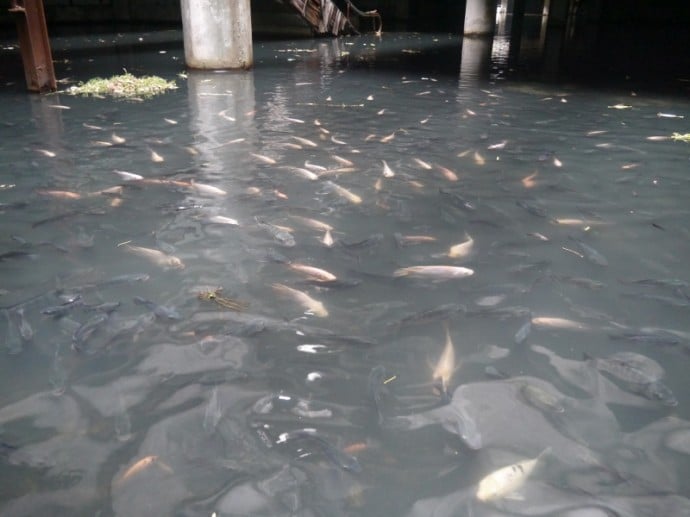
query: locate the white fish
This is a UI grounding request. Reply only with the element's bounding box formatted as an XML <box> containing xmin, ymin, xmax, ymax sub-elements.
<box><xmin>412</xmin><ymin>157</ymin><xmax>432</xmax><ymax>170</ymax></box>
<box><xmin>324</xmin><ymin>181</ymin><xmax>362</xmax><ymax>204</ymax></box>
<box><xmin>190</xmin><ymin>181</ymin><xmax>227</xmax><ymax>196</ymax></box>
<box><xmin>113</xmin><ymin>170</ymin><xmax>144</xmax><ymax>181</ymax></box>
<box><xmin>288</xmin><ymin>263</ymin><xmax>337</xmax><ymax>282</ymax></box>
<box><xmin>150</xmin><ymin>150</ymin><xmax>164</xmax><ymax>163</ymax></box>
<box><xmin>331</xmin><ymin>135</ymin><xmax>347</xmax><ymax>145</ymax></box>
<box><xmin>289</xmin><ymin>215</ymin><xmax>333</xmax><ymax>232</ymax></box>
<box><xmin>382</xmin><ymin>160</ymin><xmax>395</xmax><ymax>178</ymax></box>
<box><xmin>487</xmin><ymin>140</ymin><xmax>508</xmax><ymax>150</ymax></box>
<box><xmin>250</xmin><ymin>152</ymin><xmax>277</xmax><ymax>165</ymax></box>
<box><xmin>164</xmin><ymin>118</ymin><xmax>178</xmax><ymax>125</ymax></box>
<box><xmin>531</xmin><ymin>316</ymin><xmax>589</xmax><ymax>330</ymax></box>
<box><xmin>657</xmin><ymin>112</ymin><xmax>684</xmax><ymax>119</ymax></box>
<box><xmin>322</xmin><ymin>229</ymin><xmax>334</xmax><ymax>247</ymax></box>
<box><xmin>111</xmin><ymin>133</ymin><xmax>126</xmax><ymax>144</ymax></box>
<box><xmin>36</xmin><ymin>149</ymin><xmax>56</xmax><ymax>158</ymax></box>
<box><xmin>208</xmin><ymin>215</ymin><xmax>239</xmax><ymax>226</ymax></box>
<box><xmin>448</xmin><ymin>233</ymin><xmax>474</xmax><ymax>259</ymax></box>
<box><xmin>271</xmin><ymin>283</ymin><xmax>328</xmax><ymax>317</ymax></box>
<box><xmin>393</xmin><ymin>265</ymin><xmax>474</xmax><ymax>279</ymax></box>
<box><xmin>218</xmin><ymin>109</ymin><xmax>235</xmax><ymax>122</ymax></box>
<box><xmin>287</xmin><ymin>167</ymin><xmax>319</xmax><ymax>181</ymax></box>
<box><xmin>436</xmin><ymin>165</ymin><xmax>458</xmax><ymax>182</ymax></box>
<box><xmin>292</xmin><ymin>136</ymin><xmax>318</xmax><ymax>147</ymax></box>
<box><xmin>608</xmin><ymin>104</ymin><xmax>632</xmax><ymax>109</ymax></box>
<box><xmin>123</xmin><ymin>244</ymin><xmax>185</xmax><ymax>269</ymax></box>
<box><xmin>380</xmin><ymin>131</ymin><xmax>396</xmax><ymax>143</ymax></box>
<box><xmin>432</xmin><ymin>323</ymin><xmax>456</xmax><ymax>396</ymax></box>
<box><xmin>332</xmin><ymin>155</ymin><xmax>354</xmax><ymax>167</ymax></box>
<box><xmin>476</xmin><ymin>448</ymin><xmax>551</xmax><ymax>502</ymax></box>
<box><xmin>473</xmin><ymin>151</ymin><xmax>485</xmax><ymax>166</ymax></box>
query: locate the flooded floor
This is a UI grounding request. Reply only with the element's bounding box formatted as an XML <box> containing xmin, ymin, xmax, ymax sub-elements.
<box><xmin>1</xmin><ymin>30</ymin><xmax>690</xmax><ymax>516</ymax></box>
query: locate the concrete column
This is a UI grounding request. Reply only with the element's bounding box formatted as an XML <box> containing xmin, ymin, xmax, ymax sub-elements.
<box><xmin>459</xmin><ymin>36</ymin><xmax>493</xmax><ymax>83</ymax></box>
<box><xmin>464</xmin><ymin>0</ymin><xmax>497</xmax><ymax>36</ymax></box>
<box><xmin>180</xmin><ymin>0</ymin><xmax>253</xmax><ymax>70</ymax></box>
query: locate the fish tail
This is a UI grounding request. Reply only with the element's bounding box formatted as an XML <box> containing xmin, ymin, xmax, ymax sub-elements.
<box><xmin>392</xmin><ymin>268</ymin><xmax>409</xmax><ymax>277</ymax></box>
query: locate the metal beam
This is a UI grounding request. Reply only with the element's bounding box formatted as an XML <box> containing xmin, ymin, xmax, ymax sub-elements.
<box><xmin>9</xmin><ymin>0</ymin><xmax>57</xmax><ymax>93</ymax></box>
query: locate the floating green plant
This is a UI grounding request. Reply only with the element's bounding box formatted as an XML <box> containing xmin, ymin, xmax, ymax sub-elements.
<box><xmin>68</xmin><ymin>72</ymin><xmax>177</xmax><ymax>99</ymax></box>
<box><xmin>671</xmin><ymin>132</ymin><xmax>690</xmax><ymax>142</ymax></box>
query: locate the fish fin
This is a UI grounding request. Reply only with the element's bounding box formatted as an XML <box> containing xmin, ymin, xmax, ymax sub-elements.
<box><xmin>504</xmin><ymin>492</ymin><xmax>525</xmax><ymax>501</ymax></box>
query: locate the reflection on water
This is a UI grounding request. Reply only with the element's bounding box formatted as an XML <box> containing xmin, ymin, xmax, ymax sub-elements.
<box><xmin>1</xmin><ymin>31</ymin><xmax>690</xmax><ymax>516</ymax></box>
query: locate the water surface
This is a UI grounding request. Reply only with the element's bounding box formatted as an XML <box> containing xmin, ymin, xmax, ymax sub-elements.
<box><xmin>1</xmin><ymin>31</ymin><xmax>690</xmax><ymax>516</ymax></box>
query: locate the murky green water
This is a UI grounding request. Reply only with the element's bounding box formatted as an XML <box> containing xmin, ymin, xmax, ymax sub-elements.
<box><xmin>1</xmin><ymin>30</ymin><xmax>690</xmax><ymax>516</ymax></box>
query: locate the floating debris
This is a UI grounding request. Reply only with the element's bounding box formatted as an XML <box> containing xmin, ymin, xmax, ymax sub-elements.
<box><xmin>68</xmin><ymin>73</ymin><xmax>177</xmax><ymax>99</ymax></box>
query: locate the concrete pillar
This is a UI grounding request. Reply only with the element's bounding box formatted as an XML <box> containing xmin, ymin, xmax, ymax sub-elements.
<box><xmin>459</xmin><ymin>36</ymin><xmax>493</xmax><ymax>83</ymax></box>
<box><xmin>464</xmin><ymin>0</ymin><xmax>497</xmax><ymax>36</ymax></box>
<box><xmin>180</xmin><ymin>0</ymin><xmax>253</xmax><ymax>70</ymax></box>
<box><xmin>508</xmin><ymin>0</ymin><xmax>526</xmax><ymax>63</ymax></box>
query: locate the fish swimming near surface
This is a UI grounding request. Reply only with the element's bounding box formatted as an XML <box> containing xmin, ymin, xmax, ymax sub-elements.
<box><xmin>476</xmin><ymin>447</ymin><xmax>551</xmax><ymax>502</ymax></box>
<box><xmin>568</xmin><ymin>236</ymin><xmax>608</xmax><ymax>266</ymax></box>
<box><xmin>432</xmin><ymin>322</ymin><xmax>457</xmax><ymax>399</ymax></box>
<box><xmin>122</xmin><ymin>244</ymin><xmax>185</xmax><ymax>269</ymax></box>
<box><xmin>447</xmin><ymin>233</ymin><xmax>474</xmax><ymax>259</ymax></box>
<box><xmin>287</xmin><ymin>263</ymin><xmax>337</xmax><ymax>283</ymax></box>
<box><xmin>393</xmin><ymin>265</ymin><xmax>474</xmax><ymax>279</ymax></box>
<box><xmin>114</xmin><ymin>455</ymin><xmax>173</xmax><ymax>486</ymax></box>
<box><xmin>271</xmin><ymin>283</ymin><xmax>328</xmax><ymax>317</ymax></box>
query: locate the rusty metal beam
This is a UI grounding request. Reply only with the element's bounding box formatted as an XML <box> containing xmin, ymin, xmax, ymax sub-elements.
<box><xmin>9</xmin><ymin>0</ymin><xmax>57</xmax><ymax>93</ymax></box>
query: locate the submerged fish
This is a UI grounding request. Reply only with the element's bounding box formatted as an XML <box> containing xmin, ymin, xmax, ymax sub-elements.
<box><xmin>568</xmin><ymin>236</ymin><xmax>608</xmax><ymax>266</ymax></box>
<box><xmin>123</xmin><ymin>244</ymin><xmax>185</xmax><ymax>269</ymax></box>
<box><xmin>133</xmin><ymin>296</ymin><xmax>181</xmax><ymax>320</ymax></box>
<box><xmin>287</xmin><ymin>263</ymin><xmax>337</xmax><ymax>282</ymax></box>
<box><xmin>476</xmin><ymin>448</ymin><xmax>550</xmax><ymax>502</ymax></box>
<box><xmin>393</xmin><ymin>265</ymin><xmax>474</xmax><ymax>279</ymax></box>
<box><xmin>432</xmin><ymin>323</ymin><xmax>457</xmax><ymax>399</ymax></box>
<box><xmin>447</xmin><ymin>233</ymin><xmax>474</xmax><ymax>259</ymax></box>
<box><xmin>271</xmin><ymin>283</ymin><xmax>328</xmax><ymax>317</ymax></box>
<box><xmin>382</xmin><ymin>160</ymin><xmax>395</xmax><ymax>178</ymax></box>
<box><xmin>255</xmin><ymin>218</ymin><xmax>296</xmax><ymax>247</ymax></box>
<box><xmin>115</xmin><ymin>455</ymin><xmax>173</xmax><ymax>486</ymax></box>
<box><xmin>277</xmin><ymin>429</ymin><xmax>361</xmax><ymax>473</ymax></box>
<box><xmin>395</xmin><ymin>303</ymin><xmax>464</xmax><ymax>328</ymax></box>
<box><xmin>324</xmin><ymin>180</ymin><xmax>362</xmax><ymax>205</ymax></box>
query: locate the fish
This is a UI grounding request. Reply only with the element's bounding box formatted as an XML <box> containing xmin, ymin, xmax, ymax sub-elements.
<box><xmin>277</xmin><ymin>429</ymin><xmax>361</xmax><ymax>473</ymax></box>
<box><xmin>255</xmin><ymin>218</ymin><xmax>295</xmax><ymax>247</ymax></box>
<box><xmin>380</xmin><ymin>131</ymin><xmax>396</xmax><ymax>143</ymax></box>
<box><xmin>271</xmin><ymin>283</ymin><xmax>328</xmax><ymax>317</ymax></box>
<box><xmin>113</xmin><ymin>170</ymin><xmax>144</xmax><ymax>181</ymax></box>
<box><xmin>608</xmin><ymin>104</ymin><xmax>632</xmax><ymax>109</ymax></box>
<box><xmin>550</xmin><ymin>275</ymin><xmax>605</xmax><ymax>290</ymax></box>
<box><xmin>36</xmin><ymin>189</ymin><xmax>81</xmax><ymax>200</ymax></box>
<box><xmin>473</xmin><ymin>151</ymin><xmax>485</xmax><ymax>166</ymax></box>
<box><xmin>286</xmin><ymin>167</ymin><xmax>319</xmax><ymax>181</ymax></box>
<box><xmin>432</xmin><ymin>322</ymin><xmax>457</xmax><ymax>399</ymax></box>
<box><xmin>531</xmin><ymin>316</ymin><xmax>589</xmax><ymax>330</ymax></box>
<box><xmin>133</xmin><ymin>296</ymin><xmax>181</xmax><ymax>320</ymax></box>
<box><xmin>393</xmin><ymin>233</ymin><xmax>437</xmax><ymax>247</ymax></box>
<box><xmin>289</xmin><ymin>215</ymin><xmax>333</xmax><ymax>232</ymax></box>
<box><xmin>250</xmin><ymin>152</ymin><xmax>277</xmax><ymax>165</ymax></box>
<box><xmin>447</xmin><ymin>233</ymin><xmax>474</xmax><ymax>259</ymax></box>
<box><xmin>395</xmin><ymin>303</ymin><xmax>465</xmax><ymax>328</ymax></box>
<box><xmin>189</xmin><ymin>181</ymin><xmax>227</xmax><ymax>196</ymax></box>
<box><xmin>439</xmin><ymin>189</ymin><xmax>476</xmax><ymax>211</ymax></box>
<box><xmin>115</xmin><ymin>455</ymin><xmax>173</xmax><ymax>485</ymax></box>
<box><xmin>287</xmin><ymin>263</ymin><xmax>337</xmax><ymax>282</ymax></box>
<box><xmin>519</xmin><ymin>383</ymin><xmax>565</xmax><ymax>413</ymax></box>
<box><xmin>332</xmin><ymin>154</ymin><xmax>354</xmax><ymax>167</ymax></box>
<box><xmin>111</xmin><ymin>133</ymin><xmax>126</xmax><ymax>144</ymax></box>
<box><xmin>150</xmin><ymin>150</ymin><xmax>164</xmax><ymax>163</ymax></box>
<box><xmin>13</xmin><ymin>308</ymin><xmax>33</xmax><ymax>341</ymax></box>
<box><xmin>207</xmin><ymin>215</ymin><xmax>239</xmax><ymax>226</ymax></box>
<box><xmin>324</xmin><ymin>180</ymin><xmax>362</xmax><ymax>204</ymax></box>
<box><xmin>122</xmin><ymin>244</ymin><xmax>185</xmax><ymax>269</ymax></box>
<box><xmin>516</xmin><ymin>199</ymin><xmax>550</xmax><ymax>218</ymax></box>
<box><xmin>488</xmin><ymin>140</ymin><xmax>508</xmax><ymax>150</ymax></box>
<box><xmin>412</xmin><ymin>158</ymin><xmax>432</xmax><ymax>170</ymax></box>
<box><xmin>72</xmin><ymin>313</ymin><xmax>109</xmax><ymax>351</ymax></box>
<box><xmin>657</xmin><ymin>112</ymin><xmax>684</xmax><ymax>119</ymax></box>
<box><xmin>393</xmin><ymin>265</ymin><xmax>474</xmax><ymax>279</ymax></box>
<box><xmin>514</xmin><ymin>318</ymin><xmax>532</xmax><ymax>344</ymax></box>
<box><xmin>585</xmin><ymin>352</ymin><xmax>677</xmax><ymax>406</ymax></box>
<box><xmin>521</xmin><ymin>171</ymin><xmax>538</xmax><ymax>188</ymax></box>
<box><xmin>436</xmin><ymin>165</ymin><xmax>459</xmax><ymax>182</ymax></box>
<box><xmin>568</xmin><ymin>236</ymin><xmax>608</xmax><ymax>266</ymax></box>
<box><xmin>322</xmin><ymin>229</ymin><xmax>334</xmax><ymax>247</ymax></box>
<box><xmin>292</xmin><ymin>136</ymin><xmax>318</xmax><ymax>147</ymax></box>
<box><xmin>382</xmin><ymin>160</ymin><xmax>395</xmax><ymax>178</ymax></box>
<box><xmin>476</xmin><ymin>448</ymin><xmax>551</xmax><ymax>502</ymax></box>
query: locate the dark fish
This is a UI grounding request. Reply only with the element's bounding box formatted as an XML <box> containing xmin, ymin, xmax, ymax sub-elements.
<box><xmin>394</xmin><ymin>303</ymin><xmax>465</xmax><ymax>328</ymax></box>
<box><xmin>225</xmin><ymin>318</ymin><xmax>268</xmax><ymax>337</ymax></box>
<box><xmin>609</xmin><ymin>329</ymin><xmax>682</xmax><ymax>347</ymax></box>
<box><xmin>0</xmin><ymin>250</ymin><xmax>38</xmax><ymax>261</ymax></box>
<box><xmin>72</xmin><ymin>313</ymin><xmax>109</xmax><ymax>351</ymax></box>
<box><xmin>516</xmin><ymin>199</ymin><xmax>549</xmax><ymax>218</ymax></box>
<box><xmin>439</xmin><ymin>188</ymin><xmax>476</xmax><ymax>211</ymax></box>
<box><xmin>278</xmin><ymin>430</ymin><xmax>362</xmax><ymax>473</ymax></box>
<box><xmin>338</xmin><ymin>233</ymin><xmax>384</xmax><ymax>250</ymax></box>
<box><xmin>620</xmin><ymin>278</ymin><xmax>689</xmax><ymax>289</ymax></box>
<box><xmin>133</xmin><ymin>296</ymin><xmax>181</xmax><ymax>320</ymax></box>
<box><xmin>255</xmin><ymin>217</ymin><xmax>295</xmax><ymax>247</ymax></box>
<box><xmin>621</xmin><ymin>292</ymin><xmax>690</xmax><ymax>308</ymax></box>
<box><xmin>514</xmin><ymin>318</ymin><xmax>532</xmax><ymax>345</ymax></box>
<box><xmin>98</xmin><ymin>273</ymin><xmax>150</xmax><ymax>287</ymax></box>
<box><xmin>13</xmin><ymin>308</ymin><xmax>33</xmax><ymax>342</ymax></box>
<box><xmin>368</xmin><ymin>365</ymin><xmax>389</xmax><ymax>424</ymax></box>
<box><xmin>550</xmin><ymin>274</ymin><xmax>606</xmax><ymax>290</ymax></box>
<box><xmin>83</xmin><ymin>301</ymin><xmax>121</xmax><ymax>314</ymax></box>
<box><xmin>41</xmin><ymin>294</ymin><xmax>84</xmax><ymax>317</ymax></box>
<box><xmin>297</xmin><ymin>278</ymin><xmax>362</xmax><ymax>289</ymax></box>
<box><xmin>568</xmin><ymin>236</ymin><xmax>608</xmax><ymax>266</ymax></box>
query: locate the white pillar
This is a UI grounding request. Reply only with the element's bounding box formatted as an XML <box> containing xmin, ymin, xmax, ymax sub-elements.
<box><xmin>180</xmin><ymin>0</ymin><xmax>253</xmax><ymax>70</ymax></box>
<box><xmin>464</xmin><ymin>0</ymin><xmax>496</xmax><ymax>36</ymax></box>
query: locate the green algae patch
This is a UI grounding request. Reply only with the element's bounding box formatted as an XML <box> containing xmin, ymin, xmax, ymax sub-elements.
<box><xmin>671</xmin><ymin>132</ymin><xmax>690</xmax><ymax>142</ymax></box>
<box><xmin>68</xmin><ymin>73</ymin><xmax>177</xmax><ymax>100</ymax></box>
